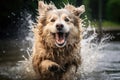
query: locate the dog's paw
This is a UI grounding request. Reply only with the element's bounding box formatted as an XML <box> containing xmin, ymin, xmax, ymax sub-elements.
<box><xmin>48</xmin><ymin>64</ymin><xmax>60</xmax><ymax>72</ymax></box>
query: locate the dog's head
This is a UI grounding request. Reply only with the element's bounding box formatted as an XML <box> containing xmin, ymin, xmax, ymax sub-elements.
<box><xmin>37</xmin><ymin>1</ymin><xmax>85</xmax><ymax>48</ymax></box>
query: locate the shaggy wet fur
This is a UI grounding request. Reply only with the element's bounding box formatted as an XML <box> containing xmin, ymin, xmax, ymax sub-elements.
<box><xmin>32</xmin><ymin>1</ymin><xmax>85</xmax><ymax>80</ymax></box>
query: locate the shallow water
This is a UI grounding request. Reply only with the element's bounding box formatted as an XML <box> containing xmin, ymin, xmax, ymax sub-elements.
<box><xmin>81</xmin><ymin>41</ymin><xmax>120</xmax><ymax>80</ymax></box>
<box><xmin>0</xmin><ymin>40</ymin><xmax>120</xmax><ymax>80</ymax></box>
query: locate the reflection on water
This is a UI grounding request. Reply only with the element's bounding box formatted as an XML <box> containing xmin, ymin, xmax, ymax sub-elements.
<box><xmin>0</xmin><ymin>40</ymin><xmax>120</xmax><ymax>80</ymax></box>
<box><xmin>97</xmin><ymin>42</ymin><xmax>120</xmax><ymax>80</ymax></box>
<box><xmin>0</xmin><ymin>40</ymin><xmax>35</xmax><ymax>80</ymax></box>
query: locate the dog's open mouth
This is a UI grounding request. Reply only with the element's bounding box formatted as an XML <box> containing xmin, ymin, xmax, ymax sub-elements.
<box><xmin>52</xmin><ymin>32</ymin><xmax>69</xmax><ymax>48</ymax></box>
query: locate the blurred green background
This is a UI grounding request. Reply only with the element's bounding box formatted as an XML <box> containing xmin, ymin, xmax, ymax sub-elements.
<box><xmin>0</xmin><ymin>0</ymin><xmax>120</xmax><ymax>40</ymax></box>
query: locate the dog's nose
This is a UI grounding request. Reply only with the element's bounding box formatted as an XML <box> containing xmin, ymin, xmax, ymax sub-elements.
<box><xmin>56</xmin><ymin>24</ymin><xmax>64</xmax><ymax>31</ymax></box>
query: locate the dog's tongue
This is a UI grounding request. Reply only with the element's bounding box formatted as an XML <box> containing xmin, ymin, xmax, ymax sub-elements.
<box><xmin>55</xmin><ymin>33</ymin><xmax>65</xmax><ymax>44</ymax></box>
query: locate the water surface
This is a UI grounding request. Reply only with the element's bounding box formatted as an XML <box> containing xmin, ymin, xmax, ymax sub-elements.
<box><xmin>0</xmin><ymin>40</ymin><xmax>120</xmax><ymax>80</ymax></box>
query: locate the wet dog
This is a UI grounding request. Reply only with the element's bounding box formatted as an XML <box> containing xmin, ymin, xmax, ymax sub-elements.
<box><xmin>32</xmin><ymin>1</ymin><xmax>85</xmax><ymax>80</ymax></box>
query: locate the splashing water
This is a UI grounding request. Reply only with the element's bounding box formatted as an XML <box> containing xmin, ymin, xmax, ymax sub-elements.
<box><xmin>79</xmin><ymin>19</ymin><xmax>112</xmax><ymax>80</ymax></box>
<box><xmin>0</xmin><ymin>13</ymin><xmax>112</xmax><ymax>80</ymax></box>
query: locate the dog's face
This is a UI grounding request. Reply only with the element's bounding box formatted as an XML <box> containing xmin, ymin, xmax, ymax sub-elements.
<box><xmin>38</xmin><ymin>1</ymin><xmax>85</xmax><ymax>48</ymax></box>
<box><xmin>43</xmin><ymin>9</ymin><xmax>78</xmax><ymax>48</ymax></box>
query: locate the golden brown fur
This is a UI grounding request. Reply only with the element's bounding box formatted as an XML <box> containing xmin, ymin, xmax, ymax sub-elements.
<box><xmin>32</xmin><ymin>1</ymin><xmax>85</xmax><ymax>80</ymax></box>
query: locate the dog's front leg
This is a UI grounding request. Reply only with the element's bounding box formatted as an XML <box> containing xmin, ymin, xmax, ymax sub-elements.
<box><xmin>40</xmin><ymin>60</ymin><xmax>61</xmax><ymax>73</ymax></box>
<box><xmin>32</xmin><ymin>55</ymin><xmax>60</xmax><ymax>74</ymax></box>
<box><xmin>61</xmin><ymin>65</ymin><xmax>78</xmax><ymax>80</ymax></box>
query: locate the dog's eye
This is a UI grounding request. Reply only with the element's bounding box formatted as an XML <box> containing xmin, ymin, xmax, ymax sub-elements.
<box><xmin>64</xmin><ymin>17</ymin><xmax>69</xmax><ymax>22</ymax></box>
<box><xmin>50</xmin><ymin>18</ymin><xmax>55</xmax><ymax>22</ymax></box>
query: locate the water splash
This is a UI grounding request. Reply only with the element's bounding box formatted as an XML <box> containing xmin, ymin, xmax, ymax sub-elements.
<box><xmin>79</xmin><ymin>18</ymin><xmax>112</xmax><ymax>80</ymax></box>
<box><xmin>0</xmin><ymin>13</ymin><xmax>112</xmax><ymax>80</ymax></box>
<box><xmin>81</xmin><ymin>19</ymin><xmax>103</xmax><ymax>73</ymax></box>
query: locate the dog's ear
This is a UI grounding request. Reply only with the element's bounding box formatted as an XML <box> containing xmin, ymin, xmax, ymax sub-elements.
<box><xmin>65</xmin><ymin>4</ymin><xmax>85</xmax><ymax>17</ymax></box>
<box><xmin>38</xmin><ymin>1</ymin><xmax>56</xmax><ymax>15</ymax></box>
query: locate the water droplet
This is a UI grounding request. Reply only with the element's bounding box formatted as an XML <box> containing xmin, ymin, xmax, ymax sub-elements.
<box><xmin>3</xmin><ymin>50</ymin><xmax>6</xmax><ymax>53</ymax></box>
<box><xmin>11</xmin><ymin>12</ymin><xmax>16</xmax><ymax>16</ymax></box>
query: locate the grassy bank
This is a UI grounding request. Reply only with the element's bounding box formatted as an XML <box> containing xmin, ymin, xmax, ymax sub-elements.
<box><xmin>102</xmin><ymin>21</ymin><xmax>120</xmax><ymax>28</ymax></box>
<box><xmin>91</xmin><ymin>21</ymin><xmax>120</xmax><ymax>29</ymax></box>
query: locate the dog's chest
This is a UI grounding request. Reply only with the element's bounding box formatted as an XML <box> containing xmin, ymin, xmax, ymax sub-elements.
<box><xmin>52</xmin><ymin>49</ymin><xmax>75</xmax><ymax>65</ymax></box>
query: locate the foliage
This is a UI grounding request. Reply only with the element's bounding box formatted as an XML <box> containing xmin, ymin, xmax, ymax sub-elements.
<box><xmin>40</xmin><ymin>0</ymin><xmax>76</xmax><ymax>8</ymax></box>
<box><xmin>106</xmin><ymin>0</ymin><xmax>120</xmax><ymax>22</ymax></box>
<box><xmin>82</xmin><ymin>0</ymin><xmax>91</xmax><ymax>19</ymax></box>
